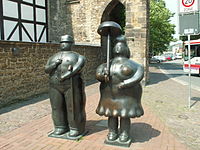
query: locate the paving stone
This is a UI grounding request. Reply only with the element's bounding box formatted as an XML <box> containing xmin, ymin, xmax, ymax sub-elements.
<box><xmin>0</xmin><ymin>65</ymin><xmax>195</xmax><ymax>150</ymax></box>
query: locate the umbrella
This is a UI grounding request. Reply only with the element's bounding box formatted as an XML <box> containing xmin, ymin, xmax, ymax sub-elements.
<box><xmin>97</xmin><ymin>21</ymin><xmax>122</xmax><ymax>81</ymax></box>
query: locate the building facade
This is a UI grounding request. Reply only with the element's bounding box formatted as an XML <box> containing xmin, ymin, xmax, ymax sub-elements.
<box><xmin>0</xmin><ymin>0</ymin><xmax>149</xmax><ymax>106</ymax></box>
<box><xmin>48</xmin><ymin>0</ymin><xmax>149</xmax><ymax>83</ymax></box>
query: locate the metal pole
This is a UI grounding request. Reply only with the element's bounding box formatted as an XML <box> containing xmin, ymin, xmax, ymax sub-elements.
<box><xmin>68</xmin><ymin>65</ymin><xmax>75</xmax><ymax>120</ymax></box>
<box><xmin>107</xmin><ymin>33</ymin><xmax>110</xmax><ymax>74</ymax></box>
<box><xmin>70</xmin><ymin>77</ymin><xmax>75</xmax><ymax>120</ymax></box>
<box><xmin>105</xmin><ymin>33</ymin><xmax>111</xmax><ymax>81</ymax></box>
<box><xmin>188</xmin><ymin>34</ymin><xmax>191</xmax><ymax>108</ymax></box>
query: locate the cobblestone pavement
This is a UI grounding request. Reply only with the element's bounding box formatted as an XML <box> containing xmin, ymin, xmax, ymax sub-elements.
<box><xmin>0</xmin><ymin>83</ymin><xmax>98</xmax><ymax>136</ymax></box>
<box><xmin>0</xmin><ymin>65</ymin><xmax>198</xmax><ymax>150</ymax></box>
<box><xmin>143</xmin><ymin>64</ymin><xmax>200</xmax><ymax>150</ymax></box>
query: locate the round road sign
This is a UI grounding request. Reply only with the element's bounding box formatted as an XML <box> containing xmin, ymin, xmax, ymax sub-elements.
<box><xmin>182</xmin><ymin>0</ymin><xmax>195</xmax><ymax>7</ymax></box>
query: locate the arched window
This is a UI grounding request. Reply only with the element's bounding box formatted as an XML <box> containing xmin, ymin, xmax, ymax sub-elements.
<box><xmin>101</xmin><ymin>0</ymin><xmax>126</xmax><ymax>58</ymax></box>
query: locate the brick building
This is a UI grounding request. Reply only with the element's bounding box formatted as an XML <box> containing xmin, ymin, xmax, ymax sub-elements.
<box><xmin>49</xmin><ymin>0</ymin><xmax>149</xmax><ymax>82</ymax></box>
<box><xmin>0</xmin><ymin>0</ymin><xmax>149</xmax><ymax>106</ymax></box>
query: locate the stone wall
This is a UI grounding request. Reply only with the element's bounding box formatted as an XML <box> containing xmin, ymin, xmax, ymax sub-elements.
<box><xmin>0</xmin><ymin>41</ymin><xmax>102</xmax><ymax>107</ymax></box>
<box><xmin>48</xmin><ymin>0</ymin><xmax>149</xmax><ymax>83</ymax></box>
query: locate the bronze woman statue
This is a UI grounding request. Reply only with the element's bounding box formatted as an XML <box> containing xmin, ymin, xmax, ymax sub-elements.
<box><xmin>96</xmin><ymin>35</ymin><xmax>144</xmax><ymax>145</ymax></box>
<box><xmin>45</xmin><ymin>35</ymin><xmax>86</xmax><ymax>139</ymax></box>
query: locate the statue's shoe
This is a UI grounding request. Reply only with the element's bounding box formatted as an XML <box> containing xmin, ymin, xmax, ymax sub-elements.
<box><xmin>119</xmin><ymin>132</ymin><xmax>130</xmax><ymax>142</ymax></box>
<box><xmin>107</xmin><ymin>132</ymin><xmax>118</xmax><ymax>141</ymax></box>
<box><xmin>68</xmin><ymin>129</ymin><xmax>80</xmax><ymax>137</ymax></box>
<box><xmin>52</xmin><ymin>127</ymin><xmax>68</xmax><ymax>135</ymax></box>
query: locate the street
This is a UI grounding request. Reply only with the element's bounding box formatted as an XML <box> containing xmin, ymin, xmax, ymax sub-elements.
<box><xmin>157</xmin><ymin>59</ymin><xmax>200</xmax><ymax>91</ymax></box>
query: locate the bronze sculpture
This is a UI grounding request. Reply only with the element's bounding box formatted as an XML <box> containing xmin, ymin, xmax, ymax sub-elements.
<box><xmin>96</xmin><ymin>21</ymin><xmax>144</xmax><ymax>147</ymax></box>
<box><xmin>45</xmin><ymin>35</ymin><xmax>86</xmax><ymax>140</ymax></box>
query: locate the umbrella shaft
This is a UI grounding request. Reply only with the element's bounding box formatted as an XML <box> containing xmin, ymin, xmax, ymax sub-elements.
<box><xmin>107</xmin><ymin>34</ymin><xmax>110</xmax><ymax>74</ymax></box>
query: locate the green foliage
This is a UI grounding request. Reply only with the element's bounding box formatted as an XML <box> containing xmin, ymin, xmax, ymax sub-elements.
<box><xmin>118</xmin><ymin>4</ymin><xmax>126</xmax><ymax>34</ymax></box>
<box><xmin>150</xmin><ymin>0</ymin><xmax>175</xmax><ymax>55</ymax></box>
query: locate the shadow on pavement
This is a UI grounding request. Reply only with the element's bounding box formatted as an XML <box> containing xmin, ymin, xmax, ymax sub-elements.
<box><xmin>86</xmin><ymin>120</ymin><xmax>161</xmax><ymax>143</ymax></box>
<box><xmin>86</xmin><ymin>120</ymin><xmax>107</xmax><ymax>136</ymax></box>
<box><xmin>190</xmin><ymin>97</ymin><xmax>200</xmax><ymax>108</ymax></box>
<box><xmin>0</xmin><ymin>93</ymin><xmax>49</xmax><ymax>115</ymax></box>
<box><xmin>130</xmin><ymin>122</ymin><xmax>160</xmax><ymax>142</ymax></box>
<box><xmin>190</xmin><ymin>74</ymin><xmax>200</xmax><ymax>78</ymax></box>
<box><xmin>166</xmin><ymin>73</ymin><xmax>186</xmax><ymax>77</ymax></box>
<box><xmin>147</xmin><ymin>65</ymin><xmax>185</xmax><ymax>86</ymax></box>
<box><xmin>147</xmin><ymin>63</ymin><xmax>171</xmax><ymax>85</ymax></box>
<box><xmin>147</xmin><ymin>72</ymin><xmax>169</xmax><ymax>86</ymax></box>
<box><xmin>0</xmin><ymin>81</ymin><xmax>98</xmax><ymax>115</ymax></box>
<box><xmin>159</xmin><ymin>62</ymin><xmax>183</xmax><ymax>71</ymax></box>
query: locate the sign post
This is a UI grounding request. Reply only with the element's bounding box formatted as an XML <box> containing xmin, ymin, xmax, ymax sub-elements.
<box><xmin>184</xmin><ymin>30</ymin><xmax>194</xmax><ymax>108</ymax></box>
<box><xmin>187</xmin><ymin>34</ymin><xmax>191</xmax><ymax>108</ymax></box>
<box><xmin>182</xmin><ymin>30</ymin><xmax>192</xmax><ymax>108</ymax></box>
<box><xmin>179</xmin><ymin>0</ymin><xmax>199</xmax><ymax>108</ymax></box>
<box><xmin>183</xmin><ymin>30</ymin><xmax>193</xmax><ymax>108</ymax></box>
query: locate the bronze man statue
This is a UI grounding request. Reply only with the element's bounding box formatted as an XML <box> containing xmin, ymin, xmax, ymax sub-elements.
<box><xmin>45</xmin><ymin>35</ymin><xmax>86</xmax><ymax>140</ymax></box>
<box><xmin>96</xmin><ymin>21</ymin><xmax>144</xmax><ymax>147</ymax></box>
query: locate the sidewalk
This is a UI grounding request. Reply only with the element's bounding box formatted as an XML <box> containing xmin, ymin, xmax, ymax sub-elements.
<box><xmin>0</xmin><ymin>65</ymin><xmax>192</xmax><ymax>150</ymax></box>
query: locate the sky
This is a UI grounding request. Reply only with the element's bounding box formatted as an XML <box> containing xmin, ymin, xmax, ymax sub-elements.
<box><xmin>164</xmin><ymin>0</ymin><xmax>179</xmax><ymax>39</ymax></box>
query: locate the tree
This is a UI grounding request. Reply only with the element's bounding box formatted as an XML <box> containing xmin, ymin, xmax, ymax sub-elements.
<box><xmin>150</xmin><ymin>0</ymin><xmax>175</xmax><ymax>56</ymax></box>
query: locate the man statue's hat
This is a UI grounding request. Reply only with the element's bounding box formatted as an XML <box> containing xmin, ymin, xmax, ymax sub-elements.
<box><xmin>60</xmin><ymin>35</ymin><xmax>74</xmax><ymax>43</ymax></box>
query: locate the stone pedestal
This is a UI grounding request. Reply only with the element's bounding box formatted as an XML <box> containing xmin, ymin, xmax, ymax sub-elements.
<box><xmin>48</xmin><ymin>130</ymin><xmax>88</xmax><ymax>140</ymax></box>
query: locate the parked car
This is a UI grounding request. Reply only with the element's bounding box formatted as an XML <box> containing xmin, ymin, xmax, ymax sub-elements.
<box><xmin>154</xmin><ymin>55</ymin><xmax>167</xmax><ymax>62</ymax></box>
<box><xmin>163</xmin><ymin>53</ymin><xmax>175</xmax><ymax>60</ymax></box>
<box><xmin>176</xmin><ymin>53</ymin><xmax>182</xmax><ymax>59</ymax></box>
<box><xmin>150</xmin><ymin>57</ymin><xmax>161</xmax><ymax>63</ymax></box>
<box><xmin>165</xmin><ymin>55</ymin><xmax>172</xmax><ymax>61</ymax></box>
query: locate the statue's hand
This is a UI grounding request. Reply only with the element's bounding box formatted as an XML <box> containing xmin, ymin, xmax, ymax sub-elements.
<box><xmin>103</xmin><ymin>68</ymin><xmax>109</xmax><ymax>82</ymax></box>
<box><xmin>104</xmin><ymin>74</ymin><xmax>109</xmax><ymax>82</ymax></box>
<box><xmin>60</xmin><ymin>76</ymin><xmax>65</xmax><ymax>82</ymax></box>
<box><xmin>117</xmin><ymin>82</ymin><xmax>125</xmax><ymax>89</ymax></box>
<box><xmin>55</xmin><ymin>59</ymin><xmax>62</xmax><ymax>65</ymax></box>
<box><xmin>60</xmin><ymin>70</ymin><xmax>73</xmax><ymax>82</ymax></box>
<box><xmin>103</xmin><ymin>67</ymin><xmax>109</xmax><ymax>75</ymax></box>
<box><xmin>68</xmin><ymin>65</ymin><xmax>73</xmax><ymax>72</ymax></box>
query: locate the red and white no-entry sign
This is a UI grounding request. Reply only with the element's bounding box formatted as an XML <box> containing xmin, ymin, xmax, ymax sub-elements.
<box><xmin>179</xmin><ymin>0</ymin><xmax>198</xmax><ymax>13</ymax></box>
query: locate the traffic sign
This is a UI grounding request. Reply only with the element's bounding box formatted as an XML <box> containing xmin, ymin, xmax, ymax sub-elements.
<box><xmin>179</xmin><ymin>0</ymin><xmax>198</xmax><ymax>13</ymax></box>
<box><xmin>179</xmin><ymin>13</ymin><xmax>199</xmax><ymax>35</ymax></box>
<box><xmin>184</xmin><ymin>28</ymin><xmax>195</xmax><ymax>35</ymax></box>
<box><xmin>182</xmin><ymin>0</ymin><xmax>195</xmax><ymax>7</ymax></box>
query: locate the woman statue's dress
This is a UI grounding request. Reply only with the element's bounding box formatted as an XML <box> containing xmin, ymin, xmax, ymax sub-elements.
<box><xmin>96</xmin><ymin>57</ymin><xmax>144</xmax><ymax>118</ymax></box>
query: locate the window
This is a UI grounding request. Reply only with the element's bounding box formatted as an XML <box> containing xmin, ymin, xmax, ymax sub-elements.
<box><xmin>0</xmin><ymin>0</ymin><xmax>48</xmax><ymax>42</ymax></box>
